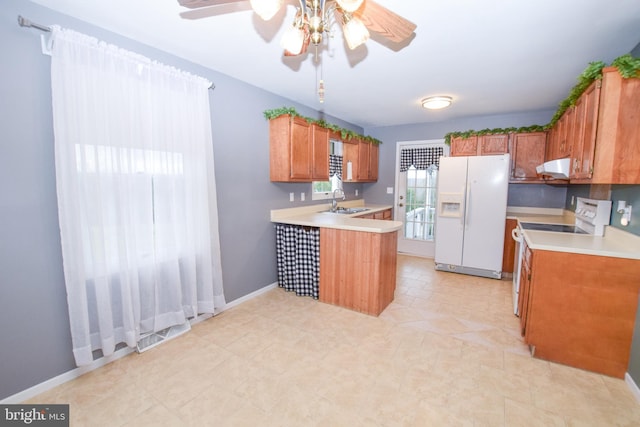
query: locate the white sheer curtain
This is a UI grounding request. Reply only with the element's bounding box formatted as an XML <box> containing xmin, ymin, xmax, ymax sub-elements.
<box><xmin>50</xmin><ymin>26</ymin><xmax>225</xmax><ymax>366</ymax></box>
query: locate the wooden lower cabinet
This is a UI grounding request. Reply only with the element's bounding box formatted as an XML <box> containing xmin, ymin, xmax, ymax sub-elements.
<box><xmin>521</xmin><ymin>248</ymin><xmax>640</xmax><ymax>378</ymax></box>
<box><xmin>356</xmin><ymin>208</ymin><xmax>392</xmax><ymax>220</ymax></box>
<box><xmin>319</xmin><ymin>228</ymin><xmax>398</xmax><ymax>316</ymax></box>
<box><xmin>502</xmin><ymin>218</ymin><xmax>517</xmax><ymax>274</ymax></box>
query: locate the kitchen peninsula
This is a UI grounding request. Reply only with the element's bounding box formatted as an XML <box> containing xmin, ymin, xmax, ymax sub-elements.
<box><xmin>271</xmin><ymin>201</ymin><xmax>402</xmax><ymax>316</ymax></box>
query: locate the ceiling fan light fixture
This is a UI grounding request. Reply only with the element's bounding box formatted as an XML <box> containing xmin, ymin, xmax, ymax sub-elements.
<box><xmin>342</xmin><ymin>14</ymin><xmax>369</xmax><ymax>50</ymax></box>
<box><xmin>421</xmin><ymin>96</ymin><xmax>453</xmax><ymax>110</ymax></box>
<box><xmin>335</xmin><ymin>0</ymin><xmax>365</xmax><ymax>13</ymax></box>
<box><xmin>280</xmin><ymin>24</ymin><xmax>306</xmax><ymax>55</ymax></box>
<box><xmin>249</xmin><ymin>0</ymin><xmax>284</xmax><ymax>21</ymax></box>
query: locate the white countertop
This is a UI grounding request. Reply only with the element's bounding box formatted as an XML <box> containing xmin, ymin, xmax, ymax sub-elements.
<box><xmin>270</xmin><ymin>200</ymin><xmax>402</xmax><ymax>234</ymax></box>
<box><xmin>508</xmin><ymin>208</ymin><xmax>640</xmax><ymax>260</ymax></box>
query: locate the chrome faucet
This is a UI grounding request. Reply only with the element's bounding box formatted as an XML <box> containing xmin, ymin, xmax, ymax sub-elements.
<box><xmin>331</xmin><ymin>188</ymin><xmax>346</xmax><ymax>212</ymax></box>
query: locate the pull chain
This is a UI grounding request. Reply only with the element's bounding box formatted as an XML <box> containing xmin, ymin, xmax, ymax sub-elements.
<box><xmin>316</xmin><ymin>45</ymin><xmax>325</xmax><ymax>103</ymax></box>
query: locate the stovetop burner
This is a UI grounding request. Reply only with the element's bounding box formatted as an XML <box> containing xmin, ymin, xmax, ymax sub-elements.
<box><xmin>520</xmin><ymin>222</ymin><xmax>588</xmax><ymax>234</ymax></box>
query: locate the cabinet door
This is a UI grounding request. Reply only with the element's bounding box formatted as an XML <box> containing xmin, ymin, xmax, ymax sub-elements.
<box><xmin>368</xmin><ymin>143</ymin><xmax>379</xmax><ymax>181</ymax></box>
<box><xmin>479</xmin><ymin>134</ymin><xmax>509</xmax><ymax>155</ymax></box>
<box><xmin>571</xmin><ymin>81</ymin><xmax>601</xmax><ymax>180</ymax></box>
<box><xmin>510</xmin><ymin>132</ymin><xmax>547</xmax><ymax>182</ymax></box>
<box><xmin>289</xmin><ymin>117</ymin><xmax>312</xmax><ymax>180</ymax></box>
<box><xmin>357</xmin><ymin>139</ymin><xmax>370</xmax><ymax>180</ymax></box>
<box><xmin>342</xmin><ymin>140</ymin><xmax>358</xmax><ymax>182</ymax></box>
<box><xmin>557</xmin><ymin>107</ymin><xmax>574</xmax><ymax>159</ymax></box>
<box><xmin>545</xmin><ymin>122</ymin><xmax>559</xmax><ymax>161</ymax></box>
<box><xmin>502</xmin><ymin>218</ymin><xmax>517</xmax><ymax>273</ymax></box>
<box><xmin>311</xmin><ymin>125</ymin><xmax>329</xmax><ymax>180</ymax></box>
<box><xmin>450</xmin><ymin>136</ymin><xmax>479</xmax><ymax>156</ymax></box>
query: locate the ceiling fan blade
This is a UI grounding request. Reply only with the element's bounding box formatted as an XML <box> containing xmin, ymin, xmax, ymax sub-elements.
<box><xmin>180</xmin><ymin>2</ymin><xmax>252</xmax><ymax>20</ymax></box>
<box><xmin>178</xmin><ymin>0</ymin><xmax>247</xmax><ymax>9</ymax></box>
<box><xmin>353</xmin><ymin>0</ymin><xmax>416</xmax><ymax>43</ymax></box>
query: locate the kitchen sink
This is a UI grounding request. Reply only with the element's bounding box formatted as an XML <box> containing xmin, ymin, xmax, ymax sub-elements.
<box><xmin>323</xmin><ymin>207</ymin><xmax>370</xmax><ymax>215</ymax></box>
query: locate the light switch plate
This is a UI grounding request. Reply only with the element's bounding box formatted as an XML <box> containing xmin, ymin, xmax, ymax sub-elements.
<box><xmin>387</xmin><ymin>187</ymin><xmax>393</xmax><ymax>194</ymax></box>
<box><xmin>289</xmin><ymin>192</ymin><xmax>294</xmax><ymax>202</ymax></box>
<box><xmin>301</xmin><ymin>192</ymin><xmax>305</xmax><ymax>201</ymax></box>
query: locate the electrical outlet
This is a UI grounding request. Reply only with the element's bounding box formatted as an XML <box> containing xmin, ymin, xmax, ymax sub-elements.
<box><xmin>289</xmin><ymin>192</ymin><xmax>294</xmax><ymax>202</ymax></box>
<box><xmin>571</xmin><ymin>196</ymin><xmax>575</xmax><ymax>205</ymax></box>
<box><xmin>301</xmin><ymin>192</ymin><xmax>305</xmax><ymax>201</ymax></box>
<box><xmin>387</xmin><ymin>187</ymin><xmax>393</xmax><ymax>194</ymax></box>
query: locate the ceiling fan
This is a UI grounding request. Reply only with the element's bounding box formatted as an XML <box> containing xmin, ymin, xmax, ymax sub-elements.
<box><xmin>177</xmin><ymin>0</ymin><xmax>417</xmax><ymax>56</ymax></box>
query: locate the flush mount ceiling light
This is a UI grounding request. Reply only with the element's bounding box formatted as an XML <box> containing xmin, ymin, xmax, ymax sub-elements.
<box><xmin>178</xmin><ymin>0</ymin><xmax>416</xmax><ymax>103</ymax></box>
<box><xmin>421</xmin><ymin>96</ymin><xmax>453</xmax><ymax>110</ymax></box>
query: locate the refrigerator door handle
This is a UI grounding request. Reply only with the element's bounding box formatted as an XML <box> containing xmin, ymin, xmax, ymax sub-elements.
<box><xmin>465</xmin><ymin>183</ymin><xmax>471</xmax><ymax>226</ymax></box>
<box><xmin>460</xmin><ymin>185</ymin><xmax>466</xmax><ymax>225</ymax></box>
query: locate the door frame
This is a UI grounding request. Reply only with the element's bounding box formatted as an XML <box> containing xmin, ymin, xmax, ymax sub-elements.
<box><xmin>394</xmin><ymin>139</ymin><xmax>449</xmax><ymax>258</ymax></box>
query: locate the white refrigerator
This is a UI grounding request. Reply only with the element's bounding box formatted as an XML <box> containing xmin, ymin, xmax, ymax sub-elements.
<box><xmin>434</xmin><ymin>154</ymin><xmax>510</xmax><ymax>279</ymax></box>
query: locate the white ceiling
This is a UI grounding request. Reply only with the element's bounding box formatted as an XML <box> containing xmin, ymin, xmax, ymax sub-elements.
<box><xmin>29</xmin><ymin>0</ymin><xmax>640</xmax><ymax>128</ymax></box>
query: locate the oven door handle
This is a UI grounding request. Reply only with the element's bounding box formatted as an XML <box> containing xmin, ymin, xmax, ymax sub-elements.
<box><xmin>511</xmin><ymin>227</ymin><xmax>523</xmax><ymax>242</ymax></box>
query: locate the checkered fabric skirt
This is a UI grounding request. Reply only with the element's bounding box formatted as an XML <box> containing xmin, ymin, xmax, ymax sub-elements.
<box><xmin>275</xmin><ymin>224</ymin><xmax>320</xmax><ymax>299</ymax></box>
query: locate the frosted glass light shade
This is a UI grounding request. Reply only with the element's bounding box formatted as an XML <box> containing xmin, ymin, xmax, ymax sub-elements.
<box><xmin>342</xmin><ymin>16</ymin><xmax>369</xmax><ymax>49</ymax></box>
<box><xmin>249</xmin><ymin>0</ymin><xmax>284</xmax><ymax>20</ymax></box>
<box><xmin>336</xmin><ymin>0</ymin><xmax>364</xmax><ymax>13</ymax></box>
<box><xmin>280</xmin><ymin>25</ymin><xmax>305</xmax><ymax>55</ymax></box>
<box><xmin>421</xmin><ymin>96</ymin><xmax>453</xmax><ymax>109</ymax></box>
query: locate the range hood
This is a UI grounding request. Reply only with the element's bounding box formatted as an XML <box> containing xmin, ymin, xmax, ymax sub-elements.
<box><xmin>536</xmin><ymin>158</ymin><xmax>570</xmax><ymax>179</ymax></box>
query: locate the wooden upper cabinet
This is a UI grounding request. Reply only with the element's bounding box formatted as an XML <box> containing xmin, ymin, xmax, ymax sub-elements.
<box><xmin>451</xmin><ymin>134</ymin><xmax>508</xmax><ymax>156</ymax></box>
<box><xmin>557</xmin><ymin>106</ymin><xmax>575</xmax><ymax>160</ymax></box>
<box><xmin>342</xmin><ymin>139</ymin><xmax>358</xmax><ymax>182</ymax></box>
<box><xmin>311</xmin><ymin>125</ymin><xmax>329</xmax><ymax>180</ymax></box>
<box><xmin>577</xmin><ymin>67</ymin><xmax>640</xmax><ymax>184</ymax></box>
<box><xmin>509</xmin><ymin>132</ymin><xmax>547</xmax><ymax>182</ymax></box>
<box><xmin>479</xmin><ymin>134</ymin><xmax>509</xmax><ymax>155</ymax></box>
<box><xmin>570</xmin><ymin>80</ymin><xmax>601</xmax><ymax>180</ymax></box>
<box><xmin>357</xmin><ymin>138</ymin><xmax>370</xmax><ymax>180</ymax></box>
<box><xmin>269</xmin><ymin>115</ymin><xmax>331</xmax><ymax>182</ymax></box>
<box><xmin>342</xmin><ymin>138</ymin><xmax>379</xmax><ymax>182</ymax></box>
<box><xmin>546</xmin><ymin>107</ymin><xmax>572</xmax><ymax>161</ymax></box>
<box><xmin>368</xmin><ymin>143</ymin><xmax>379</xmax><ymax>181</ymax></box>
<box><xmin>270</xmin><ymin>114</ymin><xmax>312</xmax><ymax>182</ymax></box>
<box><xmin>450</xmin><ymin>136</ymin><xmax>479</xmax><ymax>156</ymax></box>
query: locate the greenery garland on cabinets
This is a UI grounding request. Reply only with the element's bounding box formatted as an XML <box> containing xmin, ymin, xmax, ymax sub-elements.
<box><xmin>262</xmin><ymin>107</ymin><xmax>382</xmax><ymax>145</ymax></box>
<box><xmin>443</xmin><ymin>125</ymin><xmax>547</xmax><ymax>146</ymax></box>
<box><xmin>443</xmin><ymin>54</ymin><xmax>640</xmax><ymax>145</ymax></box>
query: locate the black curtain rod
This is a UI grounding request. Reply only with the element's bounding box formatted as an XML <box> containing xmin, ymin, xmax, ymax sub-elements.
<box><xmin>17</xmin><ymin>15</ymin><xmax>51</xmax><ymax>32</ymax></box>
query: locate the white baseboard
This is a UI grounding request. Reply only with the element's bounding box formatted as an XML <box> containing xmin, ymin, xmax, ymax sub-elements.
<box><xmin>625</xmin><ymin>372</ymin><xmax>640</xmax><ymax>403</ymax></box>
<box><xmin>220</xmin><ymin>282</ymin><xmax>278</xmax><ymax>311</ymax></box>
<box><xmin>0</xmin><ymin>346</ymin><xmax>134</xmax><ymax>404</ymax></box>
<box><xmin>0</xmin><ymin>282</ymin><xmax>278</xmax><ymax>404</ymax></box>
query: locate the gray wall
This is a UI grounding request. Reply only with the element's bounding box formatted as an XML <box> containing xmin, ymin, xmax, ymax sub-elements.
<box><xmin>1</xmin><ymin>0</ymin><xmax>362</xmax><ymax>400</ymax></box>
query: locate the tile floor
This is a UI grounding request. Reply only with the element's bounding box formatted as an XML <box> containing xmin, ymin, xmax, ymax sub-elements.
<box><xmin>27</xmin><ymin>254</ymin><xmax>640</xmax><ymax>426</ymax></box>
